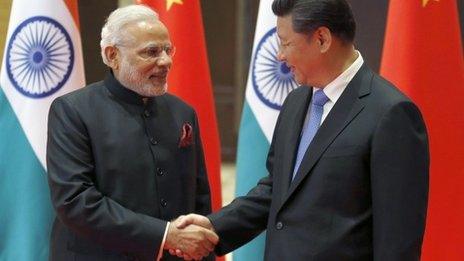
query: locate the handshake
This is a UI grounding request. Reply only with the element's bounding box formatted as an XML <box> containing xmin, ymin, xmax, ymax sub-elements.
<box><xmin>164</xmin><ymin>214</ymin><xmax>218</xmax><ymax>260</ymax></box>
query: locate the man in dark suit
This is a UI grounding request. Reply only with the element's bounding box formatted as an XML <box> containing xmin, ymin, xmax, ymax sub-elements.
<box><xmin>174</xmin><ymin>0</ymin><xmax>429</xmax><ymax>260</ymax></box>
<box><xmin>46</xmin><ymin>5</ymin><xmax>218</xmax><ymax>261</ymax></box>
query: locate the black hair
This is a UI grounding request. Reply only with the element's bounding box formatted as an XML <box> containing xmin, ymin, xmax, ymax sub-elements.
<box><xmin>272</xmin><ymin>0</ymin><xmax>356</xmax><ymax>43</ymax></box>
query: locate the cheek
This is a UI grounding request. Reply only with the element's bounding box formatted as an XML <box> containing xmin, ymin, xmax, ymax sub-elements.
<box><xmin>137</xmin><ymin>63</ymin><xmax>157</xmax><ymax>75</ymax></box>
<box><xmin>285</xmin><ymin>50</ymin><xmax>297</xmax><ymax>63</ymax></box>
<box><xmin>288</xmin><ymin>52</ymin><xmax>306</xmax><ymax>71</ymax></box>
<box><xmin>298</xmin><ymin>53</ymin><xmax>317</xmax><ymax>70</ymax></box>
<box><xmin>293</xmin><ymin>70</ymin><xmax>304</xmax><ymax>81</ymax></box>
<box><xmin>127</xmin><ymin>57</ymin><xmax>153</xmax><ymax>72</ymax></box>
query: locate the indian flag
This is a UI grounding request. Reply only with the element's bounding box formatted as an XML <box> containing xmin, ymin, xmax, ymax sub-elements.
<box><xmin>0</xmin><ymin>0</ymin><xmax>84</xmax><ymax>259</ymax></box>
<box><xmin>233</xmin><ymin>0</ymin><xmax>298</xmax><ymax>260</ymax></box>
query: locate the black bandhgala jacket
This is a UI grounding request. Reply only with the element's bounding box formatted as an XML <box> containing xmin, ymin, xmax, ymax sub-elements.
<box><xmin>47</xmin><ymin>72</ymin><xmax>212</xmax><ymax>261</ymax></box>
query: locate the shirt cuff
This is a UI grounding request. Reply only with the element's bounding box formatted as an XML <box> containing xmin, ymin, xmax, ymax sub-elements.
<box><xmin>156</xmin><ymin>221</ymin><xmax>170</xmax><ymax>261</ymax></box>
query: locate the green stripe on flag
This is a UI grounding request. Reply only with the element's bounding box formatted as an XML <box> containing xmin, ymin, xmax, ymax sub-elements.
<box><xmin>233</xmin><ymin>101</ymin><xmax>269</xmax><ymax>261</ymax></box>
<box><xmin>0</xmin><ymin>88</ymin><xmax>54</xmax><ymax>261</ymax></box>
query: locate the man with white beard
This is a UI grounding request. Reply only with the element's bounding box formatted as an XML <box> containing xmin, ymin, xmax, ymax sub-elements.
<box><xmin>46</xmin><ymin>5</ymin><xmax>218</xmax><ymax>261</ymax></box>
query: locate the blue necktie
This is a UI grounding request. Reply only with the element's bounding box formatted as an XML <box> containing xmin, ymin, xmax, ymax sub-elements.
<box><xmin>292</xmin><ymin>89</ymin><xmax>329</xmax><ymax>180</ymax></box>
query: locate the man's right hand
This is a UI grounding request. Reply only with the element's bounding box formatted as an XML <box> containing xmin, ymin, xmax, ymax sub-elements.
<box><xmin>164</xmin><ymin>216</ymin><xmax>218</xmax><ymax>260</ymax></box>
<box><xmin>176</xmin><ymin>214</ymin><xmax>213</xmax><ymax>231</ymax></box>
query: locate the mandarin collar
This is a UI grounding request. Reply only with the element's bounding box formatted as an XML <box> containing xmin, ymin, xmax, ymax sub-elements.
<box><xmin>104</xmin><ymin>71</ymin><xmax>155</xmax><ymax>106</ymax></box>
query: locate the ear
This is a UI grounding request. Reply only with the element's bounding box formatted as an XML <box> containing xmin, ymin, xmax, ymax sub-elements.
<box><xmin>104</xmin><ymin>45</ymin><xmax>120</xmax><ymax>70</ymax></box>
<box><xmin>314</xmin><ymin>26</ymin><xmax>332</xmax><ymax>53</ymax></box>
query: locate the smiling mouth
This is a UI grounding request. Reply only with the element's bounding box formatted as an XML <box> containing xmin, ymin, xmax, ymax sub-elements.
<box><xmin>150</xmin><ymin>73</ymin><xmax>167</xmax><ymax>80</ymax></box>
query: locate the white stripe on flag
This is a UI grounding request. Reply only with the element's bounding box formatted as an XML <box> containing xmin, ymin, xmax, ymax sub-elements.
<box><xmin>0</xmin><ymin>0</ymin><xmax>85</xmax><ymax>168</ymax></box>
<box><xmin>245</xmin><ymin>0</ymin><xmax>299</xmax><ymax>142</ymax></box>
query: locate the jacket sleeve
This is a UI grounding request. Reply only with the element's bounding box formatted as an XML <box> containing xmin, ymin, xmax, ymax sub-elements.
<box><xmin>207</xmin><ymin>106</ymin><xmax>283</xmax><ymax>256</ymax></box>
<box><xmin>208</xmin><ymin>153</ymin><xmax>273</xmax><ymax>256</ymax></box>
<box><xmin>370</xmin><ymin>101</ymin><xmax>429</xmax><ymax>261</ymax></box>
<box><xmin>47</xmin><ymin>97</ymin><xmax>167</xmax><ymax>256</ymax></box>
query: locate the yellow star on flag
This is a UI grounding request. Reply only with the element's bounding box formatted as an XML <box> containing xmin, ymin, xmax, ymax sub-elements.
<box><xmin>422</xmin><ymin>0</ymin><xmax>439</xmax><ymax>7</ymax></box>
<box><xmin>166</xmin><ymin>0</ymin><xmax>183</xmax><ymax>11</ymax></box>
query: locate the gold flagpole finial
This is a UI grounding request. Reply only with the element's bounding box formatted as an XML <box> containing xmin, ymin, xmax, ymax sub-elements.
<box><xmin>166</xmin><ymin>0</ymin><xmax>183</xmax><ymax>11</ymax></box>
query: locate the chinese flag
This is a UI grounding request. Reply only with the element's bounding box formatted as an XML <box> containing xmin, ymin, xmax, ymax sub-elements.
<box><xmin>136</xmin><ymin>1</ymin><xmax>222</xmax><ymax>217</ymax></box>
<box><xmin>380</xmin><ymin>0</ymin><xmax>464</xmax><ymax>260</ymax></box>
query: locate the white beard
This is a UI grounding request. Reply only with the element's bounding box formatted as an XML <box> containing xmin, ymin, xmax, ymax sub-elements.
<box><xmin>118</xmin><ymin>59</ymin><xmax>168</xmax><ymax>97</ymax></box>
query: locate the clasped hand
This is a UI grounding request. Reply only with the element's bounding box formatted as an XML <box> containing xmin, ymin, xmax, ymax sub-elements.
<box><xmin>164</xmin><ymin>214</ymin><xmax>217</xmax><ymax>260</ymax></box>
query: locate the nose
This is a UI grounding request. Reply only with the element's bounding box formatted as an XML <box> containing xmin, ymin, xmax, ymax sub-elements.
<box><xmin>156</xmin><ymin>51</ymin><xmax>172</xmax><ymax>67</ymax></box>
<box><xmin>277</xmin><ymin>48</ymin><xmax>285</xmax><ymax>61</ymax></box>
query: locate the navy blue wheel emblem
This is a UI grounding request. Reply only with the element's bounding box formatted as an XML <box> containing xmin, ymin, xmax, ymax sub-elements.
<box><xmin>6</xmin><ymin>16</ymin><xmax>74</xmax><ymax>98</ymax></box>
<box><xmin>252</xmin><ymin>27</ymin><xmax>298</xmax><ymax>110</ymax></box>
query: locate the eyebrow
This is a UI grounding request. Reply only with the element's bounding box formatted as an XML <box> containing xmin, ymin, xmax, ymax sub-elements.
<box><xmin>141</xmin><ymin>43</ymin><xmax>160</xmax><ymax>49</ymax></box>
<box><xmin>140</xmin><ymin>42</ymin><xmax>170</xmax><ymax>49</ymax></box>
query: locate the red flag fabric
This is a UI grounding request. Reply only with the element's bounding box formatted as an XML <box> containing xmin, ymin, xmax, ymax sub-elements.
<box><xmin>136</xmin><ymin>0</ymin><xmax>222</xmax><ymax>214</ymax></box>
<box><xmin>64</xmin><ymin>0</ymin><xmax>80</xmax><ymax>29</ymax></box>
<box><xmin>380</xmin><ymin>1</ymin><xmax>464</xmax><ymax>260</ymax></box>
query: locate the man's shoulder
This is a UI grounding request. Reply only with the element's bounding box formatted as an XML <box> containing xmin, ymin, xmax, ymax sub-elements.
<box><xmin>291</xmin><ymin>85</ymin><xmax>310</xmax><ymax>95</ymax></box>
<box><xmin>55</xmin><ymin>80</ymin><xmax>106</xmax><ymax>105</ymax></box>
<box><xmin>284</xmin><ymin>86</ymin><xmax>311</xmax><ymax>104</ymax></box>
<box><xmin>369</xmin><ymin>72</ymin><xmax>413</xmax><ymax>106</ymax></box>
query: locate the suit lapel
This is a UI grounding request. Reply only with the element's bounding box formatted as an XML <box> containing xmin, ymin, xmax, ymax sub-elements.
<box><xmin>279</xmin><ymin>87</ymin><xmax>312</xmax><ymax>198</ymax></box>
<box><xmin>281</xmin><ymin>65</ymin><xmax>374</xmax><ymax>207</ymax></box>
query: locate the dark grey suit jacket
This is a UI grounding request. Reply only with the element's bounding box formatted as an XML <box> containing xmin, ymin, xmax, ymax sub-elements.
<box><xmin>47</xmin><ymin>73</ymin><xmax>212</xmax><ymax>261</ymax></box>
<box><xmin>209</xmin><ymin>65</ymin><xmax>429</xmax><ymax>260</ymax></box>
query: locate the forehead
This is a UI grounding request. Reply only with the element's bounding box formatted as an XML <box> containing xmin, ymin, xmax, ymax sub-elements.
<box><xmin>276</xmin><ymin>15</ymin><xmax>294</xmax><ymax>39</ymax></box>
<box><xmin>125</xmin><ymin>20</ymin><xmax>171</xmax><ymax>47</ymax></box>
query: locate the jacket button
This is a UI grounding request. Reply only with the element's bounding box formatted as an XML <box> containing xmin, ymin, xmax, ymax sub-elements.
<box><xmin>143</xmin><ymin>110</ymin><xmax>150</xmax><ymax>117</ymax></box>
<box><xmin>276</xmin><ymin>221</ymin><xmax>283</xmax><ymax>230</ymax></box>
<box><xmin>150</xmin><ymin>137</ymin><xmax>158</xmax><ymax>145</ymax></box>
<box><xmin>160</xmin><ymin>199</ymin><xmax>167</xmax><ymax>207</ymax></box>
<box><xmin>157</xmin><ymin>168</ymin><xmax>165</xmax><ymax>176</ymax></box>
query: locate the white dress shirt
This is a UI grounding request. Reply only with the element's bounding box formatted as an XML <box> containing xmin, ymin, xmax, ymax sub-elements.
<box><xmin>156</xmin><ymin>222</ymin><xmax>170</xmax><ymax>261</ymax></box>
<box><xmin>305</xmin><ymin>51</ymin><xmax>364</xmax><ymax>127</ymax></box>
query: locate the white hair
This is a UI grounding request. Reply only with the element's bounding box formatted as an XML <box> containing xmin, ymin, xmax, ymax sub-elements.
<box><xmin>100</xmin><ymin>5</ymin><xmax>159</xmax><ymax>66</ymax></box>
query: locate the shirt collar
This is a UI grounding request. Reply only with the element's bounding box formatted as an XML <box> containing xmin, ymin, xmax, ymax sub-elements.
<box><xmin>314</xmin><ymin>51</ymin><xmax>364</xmax><ymax>103</ymax></box>
<box><xmin>104</xmin><ymin>70</ymin><xmax>154</xmax><ymax>106</ymax></box>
